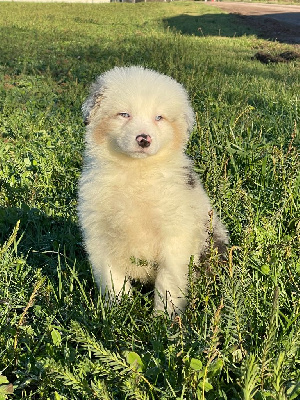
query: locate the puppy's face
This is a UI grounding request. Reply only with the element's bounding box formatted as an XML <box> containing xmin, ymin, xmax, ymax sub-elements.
<box><xmin>83</xmin><ymin>67</ymin><xmax>195</xmax><ymax>159</ymax></box>
<box><xmin>115</xmin><ymin>111</ymin><xmax>162</xmax><ymax>158</ymax></box>
<box><xmin>96</xmin><ymin>102</ymin><xmax>181</xmax><ymax>159</ymax></box>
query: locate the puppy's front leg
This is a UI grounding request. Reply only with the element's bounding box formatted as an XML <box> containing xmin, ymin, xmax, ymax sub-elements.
<box><xmin>154</xmin><ymin>266</ymin><xmax>188</xmax><ymax>316</ymax></box>
<box><xmin>91</xmin><ymin>257</ymin><xmax>131</xmax><ymax>300</ymax></box>
<box><xmin>154</xmin><ymin>240</ymin><xmax>196</xmax><ymax>316</ymax></box>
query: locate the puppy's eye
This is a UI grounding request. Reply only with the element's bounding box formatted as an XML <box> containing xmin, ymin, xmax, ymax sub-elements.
<box><xmin>118</xmin><ymin>112</ymin><xmax>131</xmax><ymax>118</ymax></box>
<box><xmin>155</xmin><ymin>115</ymin><xmax>163</xmax><ymax>121</ymax></box>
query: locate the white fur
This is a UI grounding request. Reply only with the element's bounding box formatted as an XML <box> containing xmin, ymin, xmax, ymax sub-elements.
<box><xmin>78</xmin><ymin>66</ymin><xmax>228</xmax><ymax>315</ymax></box>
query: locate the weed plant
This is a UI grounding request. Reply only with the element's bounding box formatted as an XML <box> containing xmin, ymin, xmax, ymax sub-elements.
<box><xmin>0</xmin><ymin>2</ymin><xmax>299</xmax><ymax>399</ymax></box>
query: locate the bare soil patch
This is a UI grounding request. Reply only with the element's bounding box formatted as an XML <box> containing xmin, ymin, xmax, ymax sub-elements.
<box><xmin>209</xmin><ymin>2</ymin><xmax>300</xmax><ymax>44</ymax></box>
<box><xmin>252</xmin><ymin>50</ymin><xmax>300</xmax><ymax>63</ymax></box>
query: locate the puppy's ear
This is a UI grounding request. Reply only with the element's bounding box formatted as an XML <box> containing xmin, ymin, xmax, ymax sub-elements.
<box><xmin>82</xmin><ymin>74</ymin><xmax>107</xmax><ymax>126</ymax></box>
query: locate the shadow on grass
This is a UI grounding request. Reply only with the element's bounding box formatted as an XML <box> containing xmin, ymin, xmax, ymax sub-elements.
<box><xmin>0</xmin><ymin>204</ymin><xmax>89</xmax><ymax>280</ymax></box>
<box><xmin>239</xmin><ymin>13</ymin><xmax>300</xmax><ymax>44</ymax></box>
<box><xmin>164</xmin><ymin>11</ymin><xmax>300</xmax><ymax>44</ymax></box>
<box><xmin>163</xmin><ymin>12</ymin><xmax>257</xmax><ymax>38</ymax></box>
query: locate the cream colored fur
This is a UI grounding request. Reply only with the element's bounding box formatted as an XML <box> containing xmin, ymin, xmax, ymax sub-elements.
<box><xmin>78</xmin><ymin>66</ymin><xmax>228</xmax><ymax>316</ymax></box>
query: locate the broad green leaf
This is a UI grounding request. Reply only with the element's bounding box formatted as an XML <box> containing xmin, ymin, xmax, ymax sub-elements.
<box><xmin>0</xmin><ymin>377</ymin><xmax>8</xmax><ymax>385</ymax></box>
<box><xmin>261</xmin><ymin>264</ymin><xmax>270</xmax><ymax>275</ymax></box>
<box><xmin>51</xmin><ymin>329</ymin><xmax>62</xmax><ymax>346</ymax></box>
<box><xmin>207</xmin><ymin>359</ymin><xmax>224</xmax><ymax>376</ymax></box>
<box><xmin>190</xmin><ymin>358</ymin><xmax>203</xmax><ymax>371</ymax></box>
<box><xmin>126</xmin><ymin>351</ymin><xmax>144</xmax><ymax>372</ymax></box>
<box><xmin>199</xmin><ymin>380</ymin><xmax>213</xmax><ymax>392</ymax></box>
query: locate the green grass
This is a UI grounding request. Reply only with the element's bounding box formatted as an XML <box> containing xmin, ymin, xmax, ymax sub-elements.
<box><xmin>0</xmin><ymin>1</ymin><xmax>299</xmax><ymax>399</ymax></box>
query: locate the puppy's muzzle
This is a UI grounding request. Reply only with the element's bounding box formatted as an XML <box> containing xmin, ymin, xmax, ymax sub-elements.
<box><xmin>136</xmin><ymin>134</ymin><xmax>152</xmax><ymax>148</ymax></box>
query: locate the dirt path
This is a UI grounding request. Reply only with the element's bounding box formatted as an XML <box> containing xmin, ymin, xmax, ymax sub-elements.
<box><xmin>209</xmin><ymin>2</ymin><xmax>300</xmax><ymax>44</ymax></box>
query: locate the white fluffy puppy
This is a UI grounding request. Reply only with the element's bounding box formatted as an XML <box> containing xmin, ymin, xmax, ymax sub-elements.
<box><xmin>78</xmin><ymin>66</ymin><xmax>228</xmax><ymax>315</ymax></box>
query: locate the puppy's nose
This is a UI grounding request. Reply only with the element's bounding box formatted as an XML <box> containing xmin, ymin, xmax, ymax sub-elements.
<box><xmin>136</xmin><ymin>134</ymin><xmax>152</xmax><ymax>148</ymax></box>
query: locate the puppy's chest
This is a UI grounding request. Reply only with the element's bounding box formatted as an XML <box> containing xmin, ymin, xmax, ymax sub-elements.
<box><xmin>96</xmin><ymin>168</ymin><xmax>198</xmax><ymax>262</ymax></box>
<box><xmin>107</xmin><ymin>180</ymin><xmax>162</xmax><ymax>226</ymax></box>
<box><xmin>98</xmin><ymin>168</ymin><xmax>194</xmax><ymax>232</ymax></box>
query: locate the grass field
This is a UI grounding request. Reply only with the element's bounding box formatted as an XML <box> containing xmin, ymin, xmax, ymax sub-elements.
<box><xmin>0</xmin><ymin>1</ymin><xmax>299</xmax><ymax>399</ymax></box>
